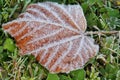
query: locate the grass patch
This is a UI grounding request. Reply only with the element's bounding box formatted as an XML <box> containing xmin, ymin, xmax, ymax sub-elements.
<box><xmin>0</xmin><ymin>0</ymin><xmax>120</xmax><ymax>80</ymax></box>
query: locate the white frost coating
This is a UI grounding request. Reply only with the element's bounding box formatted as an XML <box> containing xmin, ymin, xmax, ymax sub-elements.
<box><xmin>74</xmin><ymin>37</ymin><xmax>84</xmax><ymax>57</ymax></box>
<box><xmin>26</xmin><ymin>8</ymin><xmax>48</xmax><ymax>20</ymax></box>
<box><xmin>4</xmin><ymin>26</ymin><xmax>14</xmax><ymax>34</ymax></box>
<box><xmin>27</xmin><ymin>35</ymin><xmax>82</xmax><ymax>54</ymax></box>
<box><xmin>39</xmin><ymin>49</ymin><xmax>48</xmax><ymax>62</ymax></box>
<box><xmin>81</xmin><ymin>39</ymin><xmax>90</xmax><ymax>60</ymax></box>
<box><xmin>2</xmin><ymin>2</ymin><xmax>99</xmax><ymax>73</ymax></box>
<box><xmin>50</xmin><ymin>41</ymin><xmax>73</xmax><ymax>71</ymax></box>
<box><xmin>13</xmin><ymin>22</ymin><xmax>30</xmax><ymax>37</ymax></box>
<box><xmin>16</xmin><ymin>19</ymin><xmax>80</xmax><ymax>33</ymax></box>
<box><xmin>82</xmin><ymin>46</ymin><xmax>89</xmax><ymax>60</ymax></box>
<box><xmin>66</xmin><ymin>4</ymin><xmax>87</xmax><ymax>31</ymax></box>
<box><xmin>44</xmin><ymin>46</ymin><xmax>59</xmax><ymax>67</ymax></box>
<box><xmin>86</xmin><ymin>37</ymin><xmax>99</xmax><ymax>54</ymax></box>
<box><xmin>65</xmin><ymin>5</ymin><xmax>84</xmax><ymax>31</ymax></box>
<box><xmin>27</xmin><ymin>28</ymin><xmax>64</xmax><ymax>44</ymax></box>
<box><xmin>37</xmin><ymin>3</ymin><xmax>63</xmax><ymax>23</ymax></box>
<box><xmin>83</xmin><ymin>39</ymin><xmax>94</xmax><ymax>56</ymax></box>
<box><xmin>73</xmin><ymin>37</ymin><xmax>84</xmax><ymax>66</ymax></box>
<box><xmin>38</xmin><ymin>3</ymin><xmax>81</xmax><ymax>32</ymax></box>
<box><xmin>38</xmin><ymin>3</ymin><xmax>75</xmax><ymax>28</ymax></box>
<box><xmin>44</xmin><ymin>2</ymin><xmax>80</xmax><ymax>31</ymax></box>
<box><xmin>19</xmin><ymin>12</ymin><xmax>36</xmax><ymax>19</ymax></box>
<box><xmin>17</xmin><ymin>23</ymin><xmax>47</xmax><ymax>41</ymax></box>
<box><xmin>25</xmin><ymin>12</ymin><xmax>35</xmax><ymax>19</ymax></box>
<box><xmin>34</xmin><ymin>50</ymin><xmax>39</xmax><ymax>58</ymax></box>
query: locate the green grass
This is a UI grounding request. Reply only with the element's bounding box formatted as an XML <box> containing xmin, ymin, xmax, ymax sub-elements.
<box><xmin>0</xmin><ymin>0</ymin><xmax>120</xmax><ymax>80</ymax></box>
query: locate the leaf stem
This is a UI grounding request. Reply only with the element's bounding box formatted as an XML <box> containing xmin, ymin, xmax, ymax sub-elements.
<box><xmin>85</xmin><ymin>31</ymin><xmax>119</xmax><ymax>35</ymax></box>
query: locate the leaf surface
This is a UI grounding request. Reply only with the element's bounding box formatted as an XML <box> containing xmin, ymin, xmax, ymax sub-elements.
<box><xmin>2</xmin><ymin>2</ymin><xmax>99</xmax><ymax>73</ymax></box>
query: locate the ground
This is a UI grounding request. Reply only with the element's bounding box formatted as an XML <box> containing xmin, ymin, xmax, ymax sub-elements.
<box><xmin>0</xmin><ymin>0</ymin><xmax>120</xmax><ymax>80</ymax></box>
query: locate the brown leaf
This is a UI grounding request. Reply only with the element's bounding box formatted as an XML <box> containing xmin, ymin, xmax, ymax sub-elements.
<box><xmin>2</xmin><ymin>2</ymin><xmax>99</xmax><ymax>73</ymax></box>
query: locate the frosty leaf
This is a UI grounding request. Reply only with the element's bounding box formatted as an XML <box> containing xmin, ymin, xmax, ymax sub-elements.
<box><xmin>2</xmin><ymin>2</ymin><xmax>99</xmax><ymax>73</ymax></box>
